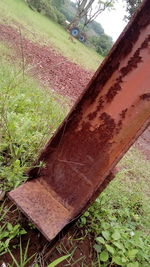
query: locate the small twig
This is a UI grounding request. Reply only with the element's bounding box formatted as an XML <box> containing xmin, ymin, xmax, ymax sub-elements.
<box><xmin>19</xmin><ymin>27</ymin><xmax>25</xmax><ymax>80</ymax></box>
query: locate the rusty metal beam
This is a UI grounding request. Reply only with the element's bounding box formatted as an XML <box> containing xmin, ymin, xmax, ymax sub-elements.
<box><xmin>9</xmin><ymin>0</ymin><xmax>150</xmax><ymax>241</ymax></box>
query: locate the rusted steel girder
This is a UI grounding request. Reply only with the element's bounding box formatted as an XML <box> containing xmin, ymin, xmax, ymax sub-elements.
<box><xmin>9</xmin><ymin>0</ymin><xmax>150</xmax><ymax>241</ymax></box>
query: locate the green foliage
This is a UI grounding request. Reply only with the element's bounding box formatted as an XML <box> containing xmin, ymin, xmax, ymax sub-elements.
<box><xmin>124</xmin><ymin>0</ymin><xmax>142</xmax><ymax>21</ymax></box>
<box><xmin>94</xmin><ymin>225</ymin><xmax>150</xmax><ymax>266</ymax></box>
<box><xmin>51</xmin><ymin>0</ymin><xmax>65</xmax><ymax>10</ymax></box>
<box><xmin>60</xmin><ymin>7</ymin><xmax>74</xmax><ymax>22</ymax></box>
<box><xmin>60</xmin><ymin>0</ymin><xmax>76</xmax><ymax>22</ymax></box>
<box><xmin>0</xmin><ymin>203</ymin><xmax>26</xmax><ymax>256</ymax></box>
<box><xmin>89</xmin><ymin>21</ymin><xmax>104</xmax><ymax>36</ymax></box>
<box><xmin>8</xmin><ymin>239</ymin><xmax>35</xmax><ymax>267</ymax></box>
<box><xmin>54</xmin><ymin>9</ymin><xmax>67</xmax><ymax>27</ymax></box>
<box><xmin>26</xmin><ymin>0</ymin><xmax>67</xmax><ymax>26</ymax></box>
<box><xmin>0</xmin><ymin>61</ymin><xmax>68</xmax><ymax>190</ymax></box>
<box><xmin>80</xmin><ymin>148</ymin><xmax>150</xmax><ymax>266</ymax></box>
<box><xmin>89</xmin><ymin>34</ymin><xmax>113</xmax><ymax>56</ymax></box>
<box><xmin>47</xmin><ymin>254</ymin><xmax>71</xmax><ymax>267</ymax></box>
<box><xmin>0</xmin><ymin>223</ymin><xmax>26</xmax><ymax>256</ymax></box>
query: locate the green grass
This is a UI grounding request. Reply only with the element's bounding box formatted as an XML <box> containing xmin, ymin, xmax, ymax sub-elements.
<box><xmin>0</xmin><ymin>0</ymin><xmax>102</xmax><ymax>71</ymax></box>
<box><xmin>80</xmin><ymin>147</ymin><xmax>150</xmax><ymax>267</ymax></box>
<box><xmin>0</xmin><ymin>43</ymin><xmax>12</xmax><ymax>57</ymax></box>
<box><xmin>0</xmin><ymin>43</ymin><xmax>69</xmax><ymax>259</ymax></box>
<box><xmin>0</xmin><ymin>45</ymin><xmax>69</xmax><ymax>191</ymax></box>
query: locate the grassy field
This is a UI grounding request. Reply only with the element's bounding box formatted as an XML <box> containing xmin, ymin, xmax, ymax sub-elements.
<box><xmin>0</xmin><ymin>43</ymin><xmax>69</xmax><ymax>191</ymax></box>
<box><xmin>0</xmin><ymin>0</ymin><xmax>102</xmax><ymax>71</ymax></box>
<box><xmin>0</xmin><ymin>1</ymin><xmax>150</xmax><ymax>266</ymax></box>
<box><xmin>80</xmin><ymin>148</ymin><xmax>150</xmax><ymax>266</ymax></box>
<box><xmin>0</xmin><ymin>42</ymin><xmax>70</xmax><ymax>264</ymax></box>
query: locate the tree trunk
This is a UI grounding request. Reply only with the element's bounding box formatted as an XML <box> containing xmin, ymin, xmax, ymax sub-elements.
<box><xmin>68</xmin><ymin>14</ymin><xmax>80</xmax><ymax>29</ymax></box>
<box><xmin>69</xmin><ymin>0</ymin><xmax>95</xmax><ymax>29</ymax></box>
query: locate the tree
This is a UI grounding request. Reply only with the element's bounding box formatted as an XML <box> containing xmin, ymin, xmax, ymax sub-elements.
<box><xmin>69</xmin><ymin>0</ymin><xmax>115</xmax><ymax>29</ymax></box>
<box><xmin>89</xmin><ymin>34</ymin><xmax>113</xmax><ymax>56</ymax></box>
<box><xmin>51</xmin><ymin>0</ymin><xmax>64</xmax><ymax>10</ymax></box>
<box><xmin>90</xmin><ymin>21</ymin><xmax>104</xmax><ymax>36</ymax></box>
<box><xmin>124</xmin><ymin>0</ymin><xmax>142</xmax><ymax>21</ymax></box>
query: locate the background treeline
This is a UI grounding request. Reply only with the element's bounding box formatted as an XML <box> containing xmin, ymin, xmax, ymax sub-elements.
<box><xmin>26</xmin><ymin>0</ymin><xmax>67</xmax><ymax>26</ymax></box>
<box><xmin>26</xmin><ymin>0</ymin><xmax>113</xmax><ymax>56</ymax></box>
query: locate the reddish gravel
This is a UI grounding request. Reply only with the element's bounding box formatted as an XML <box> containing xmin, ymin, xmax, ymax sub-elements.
<box><xmin>0</xmin><ymin>24</ymin><xmax>93</xmax><ymax>100</ymax></box>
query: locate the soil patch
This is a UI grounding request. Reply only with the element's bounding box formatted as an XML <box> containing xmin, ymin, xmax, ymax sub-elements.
<box><xmin>0</xmin><ymin>199</ymin><xmax>93</xmax><ymax>266</ymax></box>
<box><xmin>0</xmin><ymin>24</ymin><xmax>93</xmax><ymax>100</ymax></box>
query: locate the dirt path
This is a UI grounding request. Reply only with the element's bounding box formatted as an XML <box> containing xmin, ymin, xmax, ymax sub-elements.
<box><xmin>0</xmin><ymin>24</ymin><xmax>93</xmax><ymax>100</ymax></box>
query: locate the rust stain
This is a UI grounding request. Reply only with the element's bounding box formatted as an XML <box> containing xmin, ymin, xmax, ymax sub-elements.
<box><xmin>105</xmin><ymin>33</ymin><xmax>150</xmax><ymax>104</ymax></box>
<box><xmin>140</xmin><ymin>93</ymin><xmax>150</xmax><ymax>100</ymax></box>
<box><xmin>106</xmin><ymin>83</ymin><xmax>122</xmax><ymax>102</ymax></box>
<box><xmin>120</xmin><ymin>49</ymin><xmax>143</xmax><ymax>77</ymax></box>
<box><xmin>120</xmin><ymin>108</ymin><xmax>128</xmax><ymax>119</ymax></box>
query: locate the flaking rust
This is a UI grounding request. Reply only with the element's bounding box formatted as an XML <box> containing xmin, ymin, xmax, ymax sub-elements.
<box><xmin>9</xmin><ymin>0</ymin><xmax>150</xmax><ymax>241</ymax></box>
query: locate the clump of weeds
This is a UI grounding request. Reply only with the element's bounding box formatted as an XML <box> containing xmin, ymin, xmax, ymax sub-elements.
<box><xmin>0</xmin><ymin>60</ymin><xmax>68</xmax><ymax>191</ymax></box>
<box><xmin>80</xmin><ymin>148</ymin><xmax>150</xmax><ymax>267</ymax></box>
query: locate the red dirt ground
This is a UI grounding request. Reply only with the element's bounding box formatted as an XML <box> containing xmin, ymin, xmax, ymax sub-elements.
<box><xmin>0</xmin><ymin>24</ymin><xmax>93</xmax><ymax>100</ymax></box>
<box><xmin>0</xmin><ymin>201</ymin><xmax>94</xmax><ymax>266</ymax></box>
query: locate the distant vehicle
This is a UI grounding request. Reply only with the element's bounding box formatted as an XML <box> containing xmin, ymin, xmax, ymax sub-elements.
<box><xmin>69</xmin><ymin>26</ymin><xmax>87</xmax><ymax>43</ymax></box>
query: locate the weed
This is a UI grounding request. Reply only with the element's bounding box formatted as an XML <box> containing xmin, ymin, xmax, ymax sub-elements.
<box><xmin>0</xmin><ymin>60</ymin><xmax>68</xmax><ymax>191</ymax></box>
<box><xmin>47</xmin><ymin>254</ymin><xmax>71</xmax><ymax>267</ymax></box>
<box><xmin>8</xmin><ymin>238</ymin><xmax>36</xmax><ymax>267</ymax></box>
<box><xmin>79</xmin><ymin>147</ymin><xmax>150</xmax><ymax>266</ymax></box>
<box><xmin>0</xmin><ymin>202</ymin><xmax>26</xmax><ymax>256</ymax></box>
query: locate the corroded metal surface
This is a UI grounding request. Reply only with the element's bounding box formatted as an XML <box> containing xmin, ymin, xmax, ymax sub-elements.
<box><xmin>9</xmin><ymin>0</ymin><xmax>150</xmax><ymax>241</ymax></box>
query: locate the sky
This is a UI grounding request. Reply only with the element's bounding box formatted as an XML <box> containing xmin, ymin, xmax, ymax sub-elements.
<box><xmin>97</xmin><ymin>1</ymin><xmax>127</xmax><ymax>41</ymax></box>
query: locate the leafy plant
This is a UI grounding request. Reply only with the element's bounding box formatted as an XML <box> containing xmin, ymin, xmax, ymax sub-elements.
<box><xmin>47</xmin><ymin>254</ymin><xmax>71</xmax><ymax>267</ymax></box>
<box><xmin>95</xmin><ymin>226</ymin><xmax>150</xmax><ymax>266</ymax></box>
<box><xmin>79</xmin><ymin>148</ymin><xmax>150</xmax><ymax>266</ymax></box>
<box><xmin>0</xmin><ymin>61</ymin><xmax>68</xmax><ymax>191</ymax></box>
<box><xmin>26</xmin><ymin>0</ymin><xmax>67</xmax><ymax>26</ymax></box>
<box><xmin>8</xmin><ymin>239</ymin><xmax>36</xmax><ymax>267</ymax></box>
<box><xmin>0</xmin><ymin>203</ymin><xmax>26</xmax><ymax>256</ymax></box>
